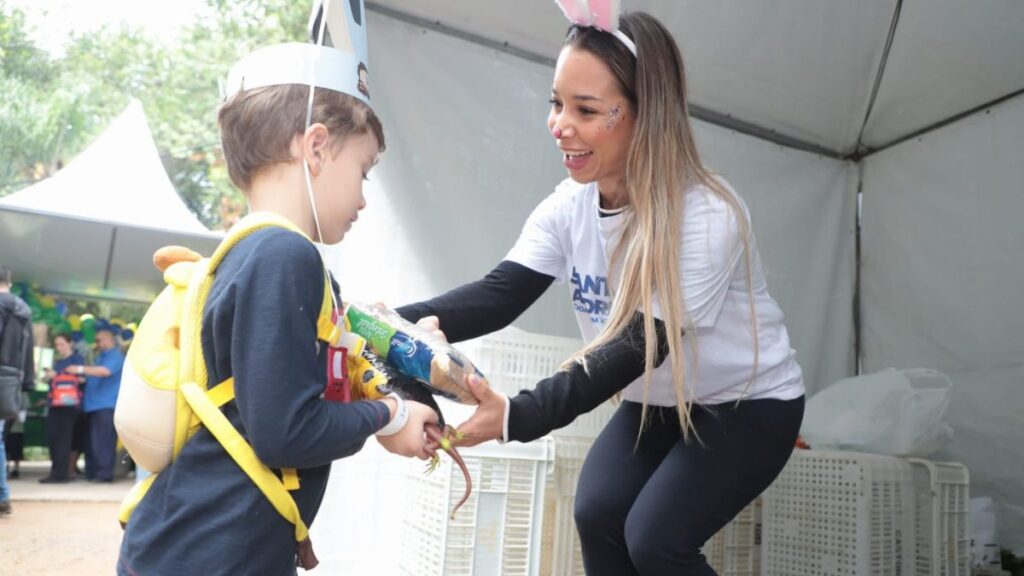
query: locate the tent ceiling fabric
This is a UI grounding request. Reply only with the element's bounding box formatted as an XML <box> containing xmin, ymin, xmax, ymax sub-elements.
<box><xmin>629</xmin><ymin>0</ymin><xmax>895</xmax><ymax>153</ymax></box>
<box><xmin>368</xmin><ymin>0</ymin><xmax>1024</xmax><ymax>155</ymax></box>
<box><xmin>0</xmin><ymin>208</ymin><xmax>219</xmax><ymax>303</ymax></box>
<box><xmin>0</xmin><ymin>100</ymin><xmax>221</xmax><ymax>302</ymax></box>
<box><xmin>860</xmin><ymin>0</ymin><xmax>1024</xmax><ymax>149</ymax></box>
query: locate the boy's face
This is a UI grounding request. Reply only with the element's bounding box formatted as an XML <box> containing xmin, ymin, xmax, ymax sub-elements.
<box><xmin>315</xmin><ymin>131</ymin><xmax>379</xmax><ymax>244</ymax></box>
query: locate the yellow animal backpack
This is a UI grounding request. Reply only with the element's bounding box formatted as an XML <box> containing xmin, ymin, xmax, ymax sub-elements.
<box><xmin>113</xmin><ymin>211</ymin><xmax>371</xmax><ymax>569</ymax></box>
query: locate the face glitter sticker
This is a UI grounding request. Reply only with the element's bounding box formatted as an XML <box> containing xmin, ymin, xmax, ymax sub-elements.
<box><xmin>606</xmin><ymin>104</ymin><xmax>622</xmax><ymax>130</ymax></box>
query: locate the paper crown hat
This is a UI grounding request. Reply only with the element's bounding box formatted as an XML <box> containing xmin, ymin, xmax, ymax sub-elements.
<box><xmin>225</xmin><ymin>0</ymin><xmax>372</xmax><ymax>105</ymax></box>
<box><xmin>553</xmin><ymin>0</ymin><xmax>636</xmax><ymax>56</ymax></box>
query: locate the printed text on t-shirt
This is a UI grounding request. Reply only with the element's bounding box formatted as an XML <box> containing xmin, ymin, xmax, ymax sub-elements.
<box><xmin>570</xmin><ymin>267</ymin><xmax>611</xmax><ymax>325</ymax></box>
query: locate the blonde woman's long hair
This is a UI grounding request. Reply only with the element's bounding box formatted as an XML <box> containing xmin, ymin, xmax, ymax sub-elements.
<box><xmin>565</xmin><ymin>13</ymin><xmax>759</xmax><ymax>440</ymax></box>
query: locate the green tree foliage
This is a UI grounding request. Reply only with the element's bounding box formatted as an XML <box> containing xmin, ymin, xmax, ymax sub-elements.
<box><xmin>0</xmin><ymin>0</ymin><xmax>308</xmax><ymax>228</ymax></box>
<box><xmin>0</xmin><ymin>3</ymin><xmax>66</xmax><ymax>191</ymax></box>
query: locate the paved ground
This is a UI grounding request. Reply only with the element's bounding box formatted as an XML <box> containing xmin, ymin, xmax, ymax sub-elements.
<box><xmin>1</xmin><ymin>461</ymin><xmax>130</xmax><ymax>575</ymax></box>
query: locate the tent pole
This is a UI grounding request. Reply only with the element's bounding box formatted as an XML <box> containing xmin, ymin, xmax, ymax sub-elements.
<box><xmin>859</xmin><ymin>87</ymin><xmax>1024</xmax><ymax>158</ymax></box>
<box><xmin>102</xmin><ymin>226</ymin><xmax>118</xmax><ymax>291</ymax></box>
<box><xmin>850</xmin><ymin>0</ymin><xmax>905</xmax><ymax>157</ymax></box>
<box><xmin>854</xmin><ymin>163</ymin><xmax>864</xmax><ymax>375</ymax></box>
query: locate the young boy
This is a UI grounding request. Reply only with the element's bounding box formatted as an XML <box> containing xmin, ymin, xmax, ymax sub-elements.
<box><xmin>117</xmin><ymin>40</ymin><xmax>438</xmax><ymax>575</ymax></box>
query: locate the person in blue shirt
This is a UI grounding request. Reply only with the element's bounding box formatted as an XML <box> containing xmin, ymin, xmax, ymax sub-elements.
<box><xmin>40</xmin><ymin>333</ymin><xmax>86</xmax><ymax>483</ymax></box>
<box><xmin>66</xmin><ymin>327</ymin><xmax>124</xmax><ymax>482</ymax></box>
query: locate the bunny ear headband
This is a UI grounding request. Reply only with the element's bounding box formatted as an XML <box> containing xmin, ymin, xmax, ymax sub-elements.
<box><xmin>553</xmin><ymin>0</ymin><xmax>637</xmax><ymax>57</ymax></box>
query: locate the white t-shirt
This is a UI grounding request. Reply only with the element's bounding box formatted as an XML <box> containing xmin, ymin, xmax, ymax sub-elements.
<box><xmin>505</xmin><ymin>177</ymin><xmax>804</xmax><ymax>405</ymax></box>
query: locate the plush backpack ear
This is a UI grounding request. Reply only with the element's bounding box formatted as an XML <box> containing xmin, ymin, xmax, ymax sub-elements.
<box><xmin>153</xmin><ymin>246</ymin><xmax>202</xmax><ymax>272</ymax></box>
<box><xmin>552</xmin><ymin>0</ymin><xmax>621</xmax><ymax>31</ymax></box>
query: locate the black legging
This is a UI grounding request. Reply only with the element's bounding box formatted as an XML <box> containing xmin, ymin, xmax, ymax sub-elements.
<box><xmin>46</xmin><ymin>406</ymin><xmax>79</xmax><ymax>480</ymax></box>
<box><xmin>574</xmin><ymin>396</ymin><xmax>804</xmax><ymax>576</ymax></box>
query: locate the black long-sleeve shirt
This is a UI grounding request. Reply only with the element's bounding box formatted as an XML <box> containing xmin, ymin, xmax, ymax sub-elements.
<box><xmin>397</xmin><ymin>261</ymin><xmax>668</xmax><ymax>443</ymax></box>
<box><xmin>119</xmin><ymin>228</ymin><xmax>390</xmax><ymax>575</ymax></box>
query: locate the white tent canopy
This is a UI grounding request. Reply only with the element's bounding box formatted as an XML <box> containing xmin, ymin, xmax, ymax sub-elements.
<box><xmin>366</xmin><ymin>0</ymin><xmax>1024</xmax><ymax>155</ymax></box>
<box><xmin>310</xmin><ymin>2</ymin><xmax>1024</xmax><ymax>566</ymax></box>
<box><xmin>0</xmin><ymin>100</ymin><xmax>221</xmax><ymax>302</ymax></box>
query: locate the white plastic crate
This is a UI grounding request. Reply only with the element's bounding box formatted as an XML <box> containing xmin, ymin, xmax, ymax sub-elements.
<box><xmin>542</xmin><ymin>436</ymin><xmax>592</xmax><ymax>576</ymax></box>
<box><xmin>761</xmin><ymin>449</ymin><xmax>916</xmax><ymax>576</ymax></box>
<box><xmin>398</xmin><ymin>438</ymin><xmax>554</xmax><ymax>576</ymax></box>
<box><xmin>908</xmin><ymin>458</ymin><xmax>970</xmax><ymax>576</ymax></box>
<box><xmin>456</xmin><ymin>327</ymin><xmax>615</xmax><ymax>439</ymax></box>
<box><xmin>702</xmin><ymin>498</ymin><xmax>761</xmax><ymax>576</ymax></box>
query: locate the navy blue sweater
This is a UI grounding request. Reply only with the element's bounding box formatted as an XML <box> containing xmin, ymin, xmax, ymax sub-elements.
<box><xmin>119</xmin><ymin>228</ymin><xmax>389</xmax><ymax>575</ymax></box>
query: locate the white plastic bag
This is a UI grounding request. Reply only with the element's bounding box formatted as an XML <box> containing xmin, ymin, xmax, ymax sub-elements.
<box><xmin>801</xmin><ymin>367</ymin><xmax>953</xmax><ymax>457</ymax></box>
<box><xmin>970</xmin><ymin>497</ymin><xmax>1002</xmax><ymax>567</ymax></box>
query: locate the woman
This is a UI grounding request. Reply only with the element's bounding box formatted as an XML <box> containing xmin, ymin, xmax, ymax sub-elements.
<box><xmin>40</xmin><ymin>333</ymin><xmax>85</xmax><ymax>483</ymax></box>
<box><xmin>400</xmin><ymin>12</ymin><xmax>804</xmax><ymax>576</ymax></box>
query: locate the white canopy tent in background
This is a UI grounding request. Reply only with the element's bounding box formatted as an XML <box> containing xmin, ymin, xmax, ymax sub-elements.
<box><xmin>0</xmin><ymin>100</ymin><xmax>221</xmax><ymax>302</ymax></box>
<box><xmin>313</xmin><ymin>1</ymin><xmax>1024</xmax><ymax>567</ymax></box>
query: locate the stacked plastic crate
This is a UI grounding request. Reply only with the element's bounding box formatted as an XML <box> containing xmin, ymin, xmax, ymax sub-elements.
<box><xmin>908</xmin><ymin>459</ymin><xmax>970</xmax><ymax>576</ymax></box>
<box><xmin>456</xmin><ymin>328</ymin><xmax>603</xmax><ymax>576</ymax></box>
<box><xmin>702</xmin><ymin>498</ymin><xmax>762</xmax><ymax>576</ymax></box>
<box><xmin>398</xmin><ymin>440</ymin><xmax>555</xmax><ymax>576</ymax></box>
<box><xmin>545</xmin><ymin>436</ymin><xmax>591</xmax><ymax>576</ymax></box>
<box><xmin>761</xmin><ymin>450</ymin><xmax>918</xmax><ymax>575</ymax></box>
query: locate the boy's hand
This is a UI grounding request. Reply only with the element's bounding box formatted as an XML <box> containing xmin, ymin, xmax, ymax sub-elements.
<box><xmin>376</xmin><ymin>401</ymin><xmax>440</xmax><ymax>460</ymax></box>
<box><xmin>454</xmin><ymin>375</ymin><xmax>506</xmax><ymax>447</ymax></box>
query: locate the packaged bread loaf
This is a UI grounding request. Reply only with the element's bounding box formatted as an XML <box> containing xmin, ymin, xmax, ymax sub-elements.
<box><xmin>345</xmin><ymin>303</ymin><xmax>484</xmax><ymax>405</ymax></box>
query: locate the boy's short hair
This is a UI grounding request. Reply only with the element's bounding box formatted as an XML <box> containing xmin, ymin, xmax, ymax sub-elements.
<box><xmin>0</xmin><ymin>264</ymin><xmax>11</xmax><ymax>285</ymax></box>
<box><xmin>218</xmin><ymin>85</ymin><xmax>385</xmax><ymax>191</ymax></box>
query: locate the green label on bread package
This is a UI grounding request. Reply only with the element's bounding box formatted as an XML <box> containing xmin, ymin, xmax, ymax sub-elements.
<box><xmin>346</xmin><ymin>306</ymin><xmax>395</xmax><ymax>358</ymax></box>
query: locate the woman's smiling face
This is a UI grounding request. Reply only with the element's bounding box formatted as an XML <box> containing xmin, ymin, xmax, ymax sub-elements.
<box><xmin>547</xmin><ymin>45</ymin><xmax>636</xmax><ymax>191</ymax></box>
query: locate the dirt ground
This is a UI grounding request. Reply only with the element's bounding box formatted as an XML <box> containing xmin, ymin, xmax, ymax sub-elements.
<box><xmin>0</xmin><ymin>500</ymin><xmax>123</xmax><ymax>575</ymax></box>
<box><xmin>2</xmin><ymin>461</ymin><xmax>128</xmax><ymax>575</ymax></box>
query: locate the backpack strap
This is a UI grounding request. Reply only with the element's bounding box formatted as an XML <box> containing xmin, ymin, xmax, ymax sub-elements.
<box><xmin>116</xmin><ymin>379</ymin><xmax>303</xmax><ymax>524</ymax></box>
<box><xmin>210</xmin><ymin>212</ymin><xmax>340</xmax><ymax>347</ymax></box>
<box><xmin>119</xmin><ymin>474</ymin><xmax>158</xmax><ymax>528</ymax></box>
<box><xmin>203</xmin><ymin>378</ymin><xmax>302</xmax><ymax>491</ymax></box>
<box><xmin>180</xmin><ymin>378</ymin><xmax>312</xmax><ymax>545</ymax></box>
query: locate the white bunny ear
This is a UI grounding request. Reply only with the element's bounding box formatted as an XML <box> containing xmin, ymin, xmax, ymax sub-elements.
<box><xmin>551</xmin><ymin>0</ymin><xmax>635</xmax><ymax>56</ymax></box>
<box><xmin>552</xmin><ymin>0</ymin><xmax>621</xmax><ymax>31</ymax></box>
<box><xmin>553</xmin><ymin>0</ymin><xmax>593</xmax><ymax>26</ymax></box>
<box><xmin>583</xmin><ymin>0</ymin><xmax>620</xmax><ymax>31</ymax></box>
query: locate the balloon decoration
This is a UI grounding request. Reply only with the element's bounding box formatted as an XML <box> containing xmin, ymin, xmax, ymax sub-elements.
<box><xmin>121</xmin><ymin>321</ymin><xmax>137</xmax><ymax>344</ymax></box>
<box><xmin>12</xmin><ymin>283</ymin><xmax>142</xmax><ymax>349</ymax></box>
<box><xmin>80</xmin><ymin>314</ymin><xmax>96</xmax><ymax>344</ymax></box>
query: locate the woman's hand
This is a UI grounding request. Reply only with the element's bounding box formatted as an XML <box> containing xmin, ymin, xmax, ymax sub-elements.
<box><xmin>376</xmin><ymin>400</ymin><xmax>440</xmax><ymax>460</ymax></box>
<box><xmin>416</xmin><ymin>315</ymin><xmax>447</xmax><ymax>343</ymax></box>
<box><xmin>454</xmin><ymin>375</ymin><xmax>507</xmax><ymax>447</ymax></box>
